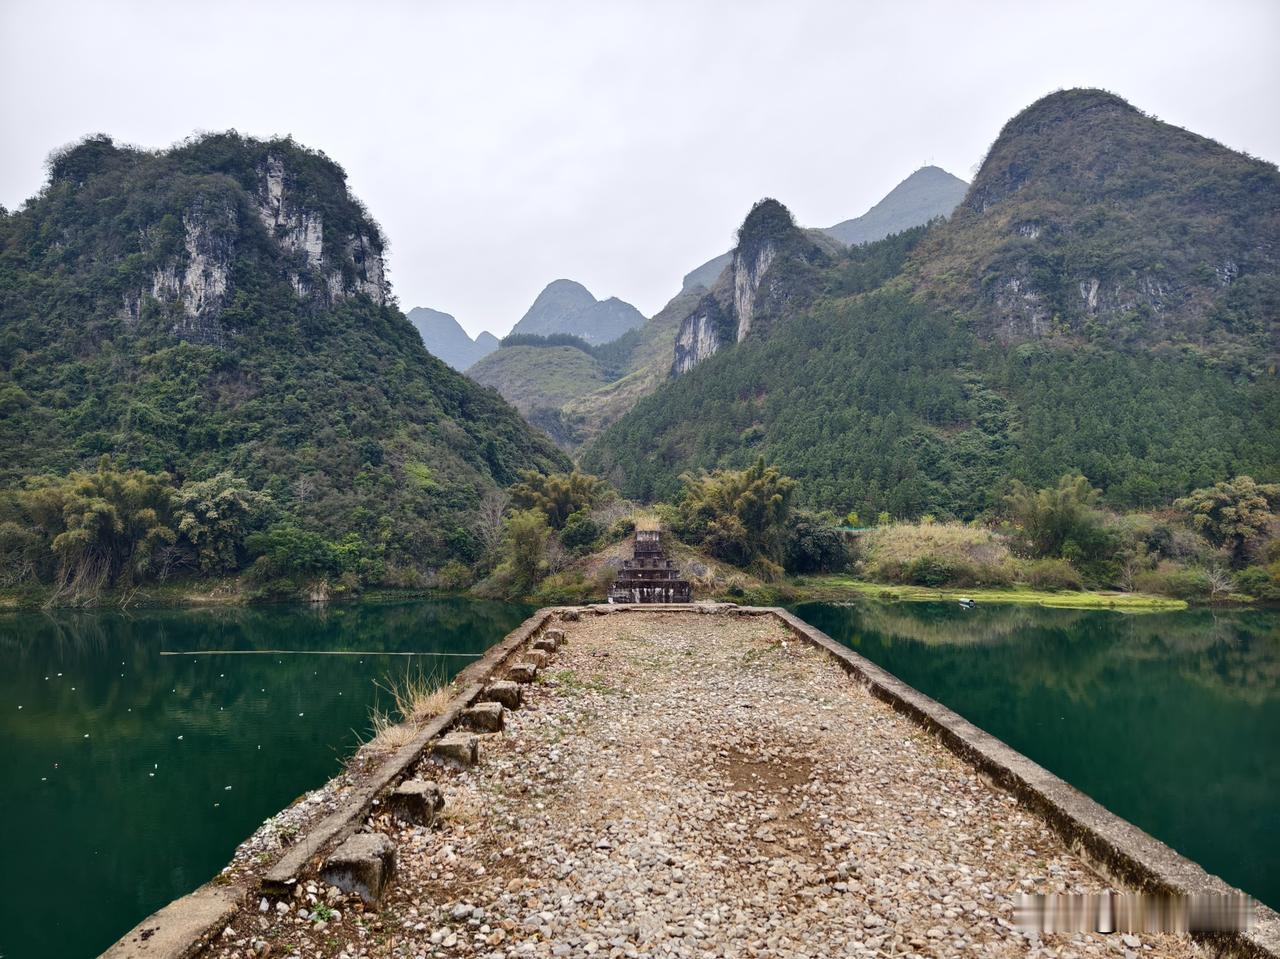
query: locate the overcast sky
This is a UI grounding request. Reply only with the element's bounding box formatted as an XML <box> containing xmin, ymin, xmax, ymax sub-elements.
<box><xmin>2</xmin><ymin>0</ymin><xmax>1277</xmax><ymax>336</ymax></box>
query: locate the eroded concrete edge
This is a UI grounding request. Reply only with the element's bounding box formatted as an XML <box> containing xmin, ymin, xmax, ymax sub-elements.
<box><xmin>99</xmin><ymin>606</ymin><xmax>558</xmax><ymax>959</ymax></box>
<box><xmin>100</xmin><ymin>884</ymin><xmax>242</xmax><ymax>959</ymax></box>
<box><xmin>769</xmin><ymin>607</ymin><xmax>1280</xmax><ymax>959</ymax></box>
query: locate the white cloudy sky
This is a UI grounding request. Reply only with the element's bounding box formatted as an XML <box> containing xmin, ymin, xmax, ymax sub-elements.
<box><xmin>2</xmin><ymin>0</ymin><xmax>1277</xmax><ymax>336</ymax></box>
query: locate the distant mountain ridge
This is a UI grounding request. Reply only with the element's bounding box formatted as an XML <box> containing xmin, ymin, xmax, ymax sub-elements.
<box><xmin>824</xmin><ymin>166</ymin><xmax>968</xmax><ymax>245</ymax></box>
<box><xmin>407</xmin><ymin>307</ymin><xmax>499</xmax><ymax>370</ymax></box>
<box><xmin>508</xmin><ymin>279</ymin><xmax>645</xmax><ymax>345</ymax></box>
<box><xmin>472</xmin><ymin>168</ymin><xmax>973</xmax><ymax>450</ymax></box>
<box><xmin>680</xmin><ymin>166</ymin><xmax>968</xmax><ymax>293</ymax></box>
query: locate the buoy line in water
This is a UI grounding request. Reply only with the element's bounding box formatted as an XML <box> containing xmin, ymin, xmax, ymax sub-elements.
<box><xmin>158</xmin><ymin>649</ymin><xmax>484</xmax><ymax>657</ymax></box>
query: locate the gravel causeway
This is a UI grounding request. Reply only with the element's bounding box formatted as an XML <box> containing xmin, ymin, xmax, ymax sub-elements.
<box><xmin>214</xmin><ymin>609</ymin><xmax>1205</xmax><ymax>959</ymax></box>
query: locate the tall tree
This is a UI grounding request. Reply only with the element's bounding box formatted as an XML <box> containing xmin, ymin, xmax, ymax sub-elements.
<box><xmin>1175</xmin><ymin>476</ymin><xmax>1280</xmax><ymax>566</ymax></box>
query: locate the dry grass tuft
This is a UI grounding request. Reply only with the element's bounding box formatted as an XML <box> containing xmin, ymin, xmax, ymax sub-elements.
<box><xmin>440</xmin><ymin>789</ymin><xmax>481</xmax><ymax>824</ymax></box>
<box><xmin>377</xmin><ymin>663</ymin><xmax>455</xmax><ymax>722</ymax></box>
<box><xmin>361</xmin><ymin>664</ymin><xmax>455</xmax><ymax>753</ymax></box>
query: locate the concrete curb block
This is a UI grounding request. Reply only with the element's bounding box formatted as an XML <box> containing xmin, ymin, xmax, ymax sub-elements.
<box><xmin>769</xmin><ymin>607</ymin><xmax>1279</xmax><ymax>959</ymax></box>
<box><xmin>260</xmin><ymin>607</ymin><xmax>558</xmax><ymax>892</ymax></box>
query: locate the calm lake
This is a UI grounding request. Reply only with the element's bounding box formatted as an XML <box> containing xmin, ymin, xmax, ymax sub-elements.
<box><xmin>1</xmin><ymin>600</ymin><xmax>1275</xmax><ymax>956</ymax></box>
<box><xmin>793</xmin><ymin>602</ymin><xmax>1280</xmax><ymax>913</ymax></box>
<box><xmin>0</xmin><ymin>598</ymin><xmax>532</xmax><ymax>959</ymax></box>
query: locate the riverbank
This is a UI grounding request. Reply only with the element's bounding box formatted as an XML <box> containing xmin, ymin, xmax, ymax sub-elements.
<box><xmin>790</xmin><ymin>575</ymin><xmax>1192</xmax><ymax>611</ymax></box>
<box><xmin>0</xmin><ymin>580</ymin><xmax>452</xmax><ymax>612</ymax></box>
<box><xmin>186</xmin><ymin>607</ymin><xmax>1224</xmax><ymax>958</ymax></box>
<box><xmin>0</xmin><ymin>569</ymin><xmax>1236</xmax><ymax>613</ymax></box>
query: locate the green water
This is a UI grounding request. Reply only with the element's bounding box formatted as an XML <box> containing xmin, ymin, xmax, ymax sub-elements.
<box><xmin>0</xmin><ymin>598</ymin><xmax>532</xmax><ymax>959</ymax></box>
<box><xmin>792</xmin><ymin>602</ymin><xmax>1280</xmax><ymax>911</ymax></box>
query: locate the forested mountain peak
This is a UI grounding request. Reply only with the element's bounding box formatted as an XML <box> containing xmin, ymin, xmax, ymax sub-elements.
<box><xmin>962</xmin><ymin>89</ymin><xmax>1141</xmax><ymax>213</ymax></box>
<box><xmin>583</xmin><ymin>91</ymin><xmax>1280</xmax><ymax>519</ymax></box>
<box><xmin>911</xmin><ymin>88</ymin><xmax>1280</xmax><ymax>368</ymax></box>
<box><xmin>0</xmin><ymin>130</ymin><xmax>568</xmax><ymax>577</ymax></box>
<box><xmin>736</xmin><ymin>198</ymin><xmax>801</xmax><ymax>254</ymax></box>
<box><xmin>25</xmin><ymin>132</ymin><xmax>393</xmax><ymax>348</ymax></box>
<box><xmin>672</xmin><ymin>198</ymin><xmax>837</xmax><ymax>374</ymax></box>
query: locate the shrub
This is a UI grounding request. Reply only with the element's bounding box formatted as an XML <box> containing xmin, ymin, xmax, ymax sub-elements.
<box><xmin>607</xmin><ymin>516</ymin><xmax>637</xmax><ymax>543</ymax></box>
<box><xmin>246</xmin><ymin>523</ymin><xmax>365</xmax><ymax>582</ymax></box>
<box><xmin>907</xmin><ymin>556</ymin><xmax>955</xmax><ymax>587</ymax></box>
<box><xmin>1020</xmin><ymin>558</ymin><xmax>1084</xmax><ymax>591</ymax></box>
<box><xmin>1134</xmin><ymin>562</ymin><xmax>1210</xmax><ymax>600</ymax></box>
<box><xmin>1005</xmin><ymin>473</ymin><xmax>1114</xmax><ymax>561</ymax></box>
<box><xmin>531</xmin><ymin>570</ymin><xmax>594</xmax><ymax>605</ymax></box>
<box><xmin>491</xmin><ymin>509</ymin><xmax>550</xmax><ymax>595</ymax></box>
<box><xmin>783</xmin><ymin>515</ymin><xmax>849</xmax><ymax>574</ymax></box>
<box><xmin>173</xmin><ymin>472</ymin><xmax>272</xmax><ymax>574</ymax></box>
<box><xmin>1235</xmin><ymin>564</ymin><xmax>1280</xmax><ymax>601</ymax></box>
<box><xmin>864</xmin><ymin>522</ymin><xmax>1014</xmax><ymax>586</ymax></box>
<box><xmin>1175</xmin><ymin>476</ymin><xmax>1280</xmax><ymax>566</ymax></box>
<box><xmin>510</xmin><ymin>470</ymin><xmax>606</xmax><ymax>529</ymax></box>
<box><xmin>676</xmin><ymin>458</ymin><xmax>795</xmax><ymax>568</ymax></box>
<box><xmin>434</xmin><ymin>560</ymin><xmax>474</xmax><ymax>591</ymax></box>
<box><xmin>559</xmin><ymin>513</ymin><xmax>602</xmax><ymax>555</ymax></box>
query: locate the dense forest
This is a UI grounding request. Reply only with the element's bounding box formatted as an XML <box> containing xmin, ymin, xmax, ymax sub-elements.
<box><xmin>0</xmin><ymin>133</ymin><xmax>567</xmax><ymax>599</ymax></box>
<box><xmin>582</xmin><ymin>281</ymin><xmax>1280</xmax><ymax>518</ymax></box>
<box><xmin>582</xmin><ymin>90</ymin><xmax>1280</xmax><ymax>518</ymax></box>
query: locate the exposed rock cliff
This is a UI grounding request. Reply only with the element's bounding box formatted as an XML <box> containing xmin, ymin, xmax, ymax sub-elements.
<box><xmin>58</xmin><ymin>134</ymin><xmax>394</xmax><ymax>347</ymax></box>
<box><xmin>149</xmin><ymin>195</ymin><xmax>237</xmax><ymax>345</ymax></box>
<box><xmin>671</xmin><ymin>200</ymin><xmax>836</xmax><ymax>374</ymax></box>
<box><xmin>909</xmin><ymin>89</ymin><xmax>1280</xmax><ymax>368</ymax></box>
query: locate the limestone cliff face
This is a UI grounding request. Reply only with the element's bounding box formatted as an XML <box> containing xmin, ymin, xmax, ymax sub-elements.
<box><xmin>111</xmin><ymin>138</ymin><xmax>392</xmax><ymax>345</ymax></box>
<box><xmin>149</xmin><ymin>196</ymin><xmax>238</xmax><ymax>345</ymax></box>
<box><xmin>255</xmin><ymin>152</ymin><xmax>388</xmax><ymax>307</ymax></box>
<box><xmin>908</xmin><ymin>89</ymin><xmax>1280</xmax><ymax>365</ymax></box>
<box><xmin>672</xmin><ymin>298</ymin><xmax>730</xmax><ymax>374</ymax></box>
<box><xmin>671</xmin><ymin>199</ymin><xmax>833</xmax><ymax>375</ymax></box>
<box><xmin>732</xmin><ymin>242</ymin><xmax>777</xmax><ymax>342</ymax></box>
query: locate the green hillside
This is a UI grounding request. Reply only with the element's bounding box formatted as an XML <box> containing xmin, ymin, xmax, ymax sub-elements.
<box><xmin>581</xmin><ymin>91</ymin><xmax>1280</xmax><ymax>517</ymax></box>
<box><xmin>0</xmin><ymin>133</ymin><xmax>568</xmax><ymax>582</ymax></box>
<box><xmin>911</xmin><ymin>89</ymin><xmax>1280</xmax><ymax>370</ymax></box>
<box><xmin>467</xmin><ymin>344</ymin><xmax>609</xmax><ymax>418</ymax></box>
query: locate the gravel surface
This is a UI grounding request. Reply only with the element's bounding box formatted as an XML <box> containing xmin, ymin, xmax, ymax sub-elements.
<box><xmin>212</xmin><ymin>609</ymin><xmax>1205</xmax><ymax>959</ymax></box>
